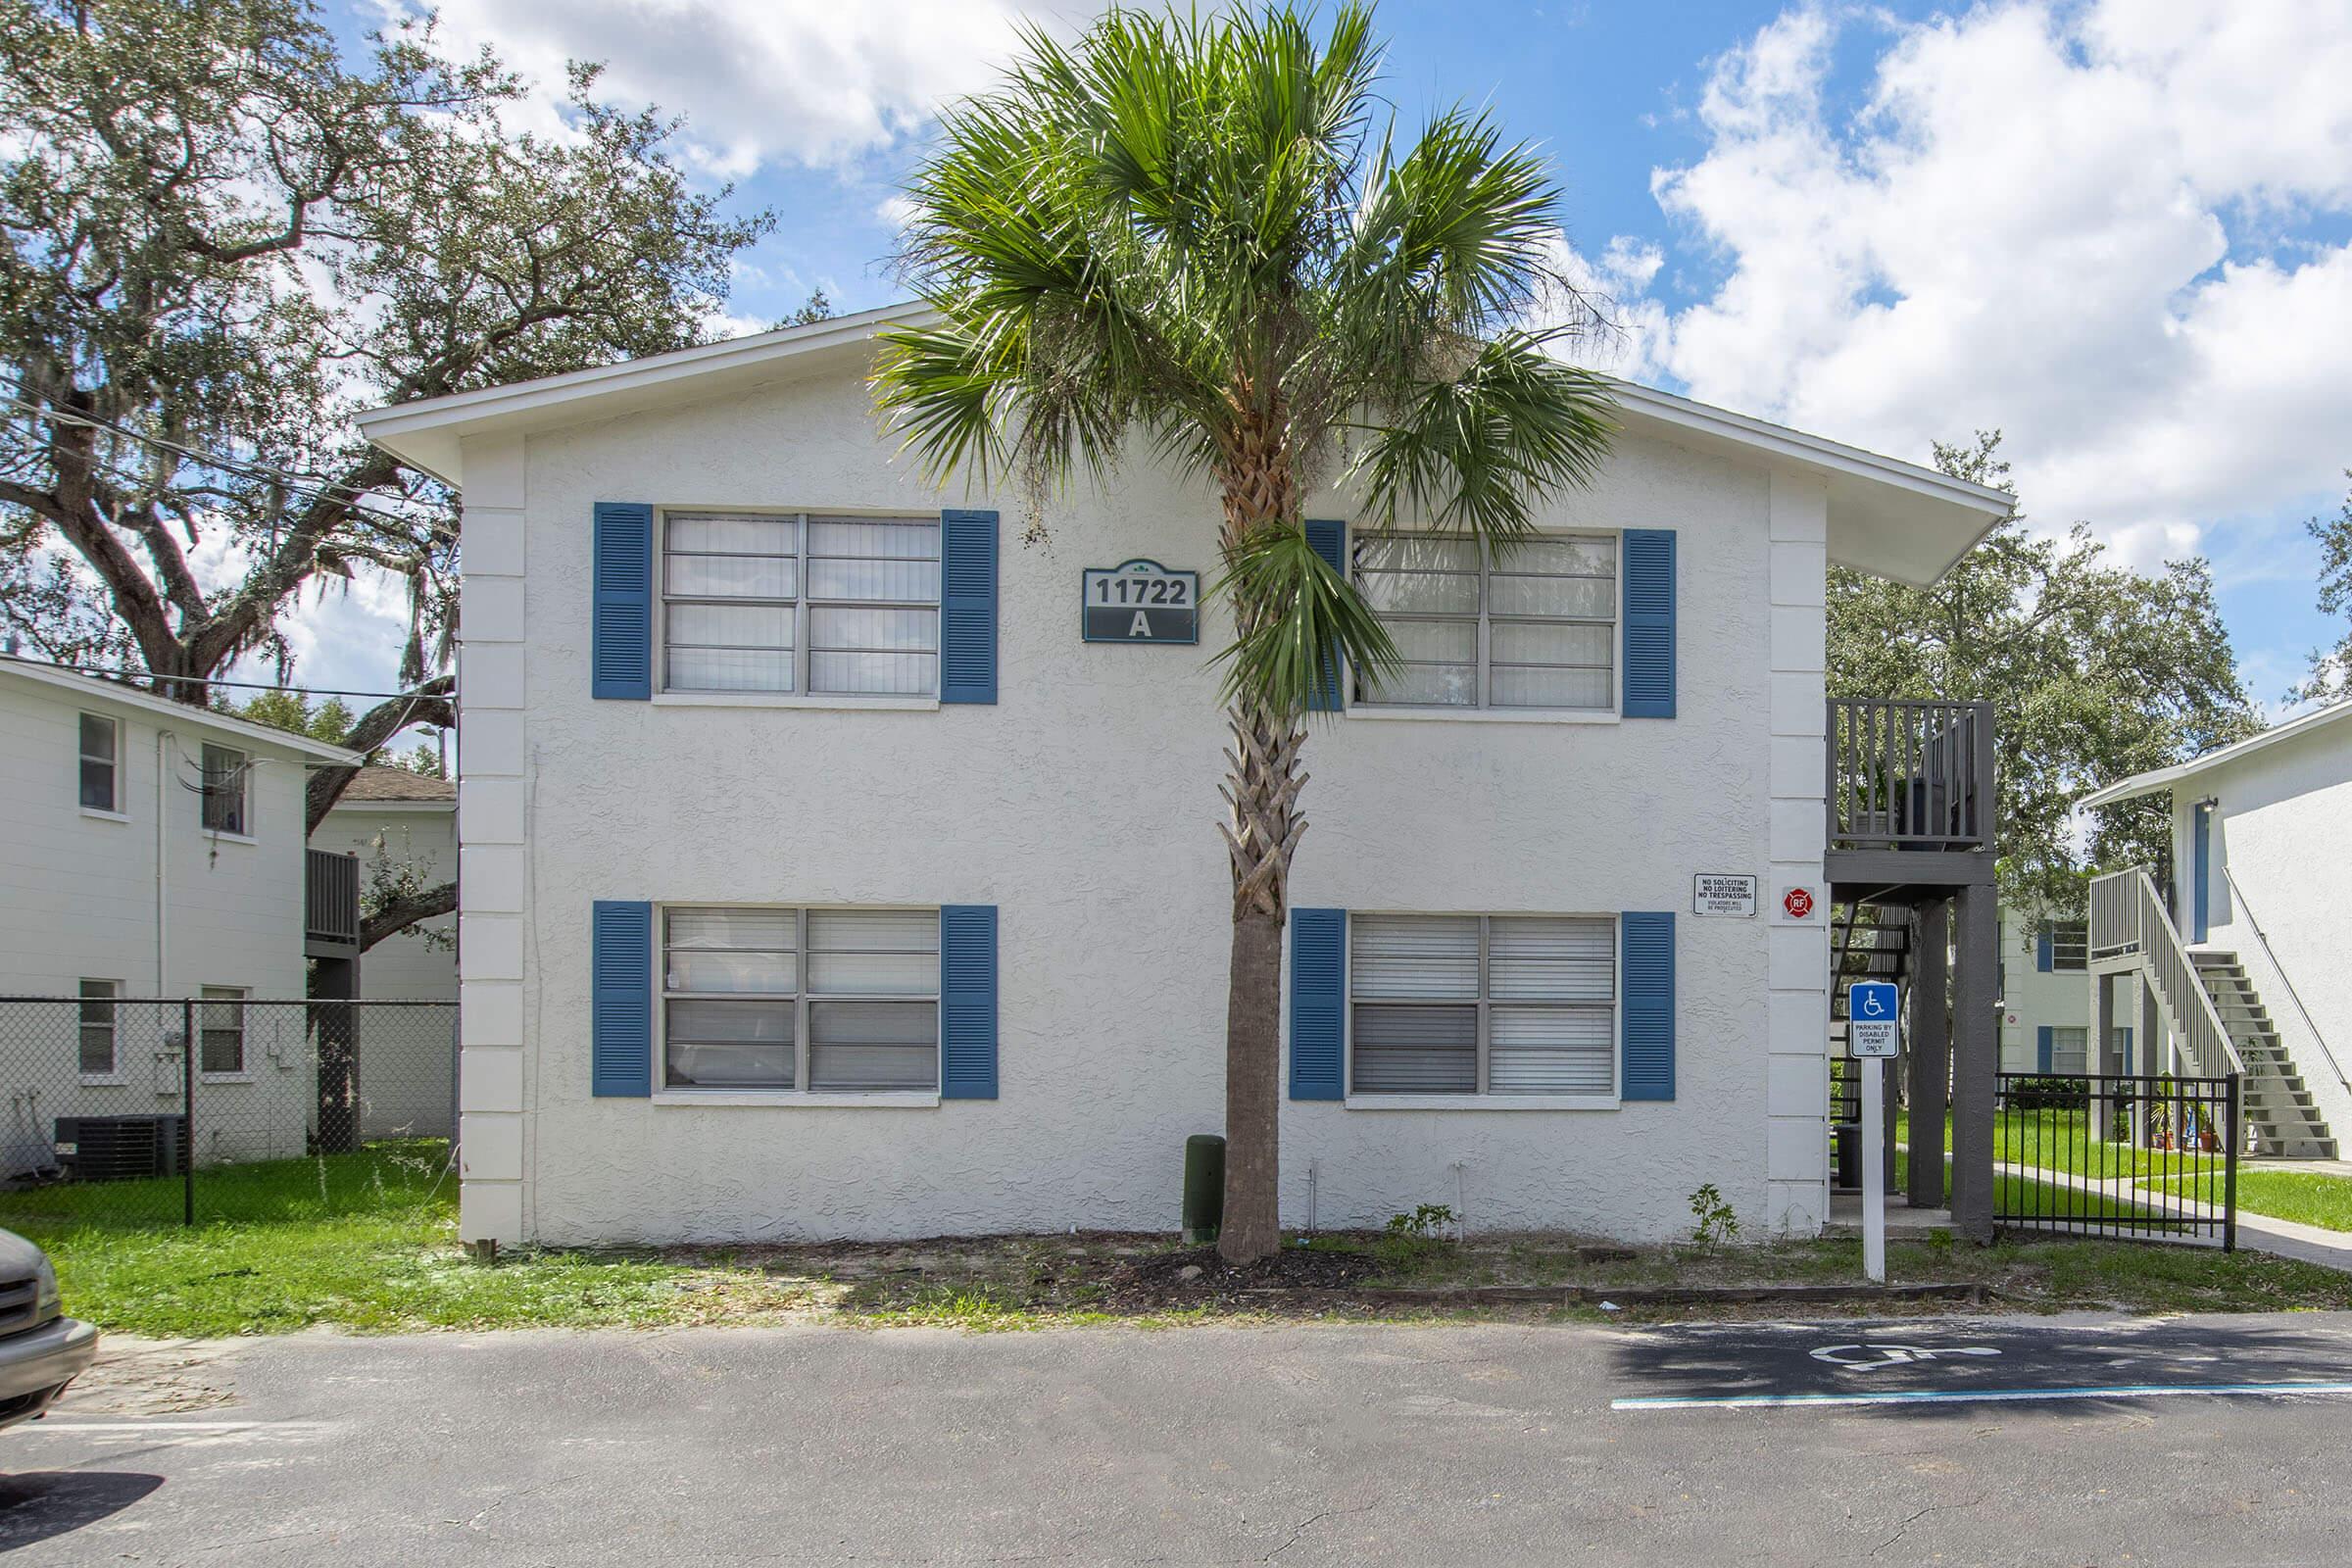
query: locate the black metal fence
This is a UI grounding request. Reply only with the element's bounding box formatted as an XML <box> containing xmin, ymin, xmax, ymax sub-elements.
<box><xmin>0</xmin><ymin>997</ymin><xmax>457</xmax><ymax>1227</ymax></box>
<box><xmin>1992</xmin><ymin>1071</ymin><xmax>2238</xmax><ymax>1249</ymax></box>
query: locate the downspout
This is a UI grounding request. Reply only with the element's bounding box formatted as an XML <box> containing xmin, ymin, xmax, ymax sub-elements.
<box><xmin>155</xmin><ymin>728</ymin><xmax>172</xmax><ymax>994</ymax></box>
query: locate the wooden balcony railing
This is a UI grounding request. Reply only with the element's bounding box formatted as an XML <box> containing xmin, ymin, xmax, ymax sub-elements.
<box><xmin>306</xmin><ymin>848</ymin><xmax>361</xmax><ymax>955</ymax></box>
<box><xmin>1826</xmin><ymin>699</ymin><xmax>1994</xmax><ymax>853</ymax></box>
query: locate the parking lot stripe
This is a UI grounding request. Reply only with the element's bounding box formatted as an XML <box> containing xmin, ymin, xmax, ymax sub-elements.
<box><xmin>1612</xmin><ymin>1380</ymin><xmax>2352</xmax><ymax>1411</ymax></box>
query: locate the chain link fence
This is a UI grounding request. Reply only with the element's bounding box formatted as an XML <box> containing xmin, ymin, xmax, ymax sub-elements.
<box><xmin>0</xmin><ymin>997</ymin><xmax>457</xmax><ymax>1227</ymax></box>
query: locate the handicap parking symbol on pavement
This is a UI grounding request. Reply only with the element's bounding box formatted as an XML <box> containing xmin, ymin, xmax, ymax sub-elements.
<box><xmin>1809</xmin><ymin>1343</ymin><xmax>2003</xmax><ymax>1369</ymax></box>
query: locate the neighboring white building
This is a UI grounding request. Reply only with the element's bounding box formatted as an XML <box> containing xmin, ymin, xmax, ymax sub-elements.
<box><xmin>0</xmin><ymin>657</ymin><xmax>361</xmax><ymax>1173</ymax></box>
<box><xmin>314</xmin><ymin>765</ymin><xmax>459</xmax><ymax>1137</ymax></box>
<box><xmin>356</xmin><ymin>305</ymin><xmax>2011</xmax><ymax>1249</ymax></box>
<box><xmin>314</xmin><ymin>766</ymin><xmax>458</xmax><ymax>1003</ymax></box>
<box><xmin>1997</xmin><ymin>905</ymin><xmax>2092</xmax><ymax>1075</ymax></box>
<box><xmin>2081</xmin><ymin>701</ymin><xmax>2352</xmax><ymax>1156</ymax></box>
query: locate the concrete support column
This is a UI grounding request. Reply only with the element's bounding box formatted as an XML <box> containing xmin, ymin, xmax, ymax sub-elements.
<box><xmin>1948</xmin><ymin>879</ymin><xmax>1999</xmax><ymax>1243</ymax></box>
<box><xmin>1906</xmin><ymin>899</ymin><xmax>1949</xmax><ymax>1208</ymax></box>
<box><xmin>1764</xmin><ymin>470</ymin><xmax>1832</xmax><ymax>1235</ymax></box>
<box><xmin>2089</xmin><ymin>971</ymin><xmax>2118</xmax><ymax>1145</ymax></box>
<box><xmin>454</xmin><ymin>433</ymin><xmax>531</xmax><ymax>1248</ymax></box>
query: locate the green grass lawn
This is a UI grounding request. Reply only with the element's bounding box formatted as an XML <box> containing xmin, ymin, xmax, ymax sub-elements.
<box><xmin>5</xmin><ymin>1140</ymin><xmax>2339</xmax><ymax>1337</ymax></box>
<box><xmin>2153</xmin><ymin>1170</ymin><xmax>2352</xmax><ymax>1234</ymax></box>
<box><xmin>0</xmin><ymin>1142</ymin><xmax>785</xmax><ymax>1338</ymax></box>
<box><xmin>1898</xmin><ymin>1108</ymin><xmax>2222</xmax><ymax>1182</ymax></box>
<box><xmin>1892</xmin><ymin>1148</ymin><xmax>2169</xmax><ymax>1224</ymax></box>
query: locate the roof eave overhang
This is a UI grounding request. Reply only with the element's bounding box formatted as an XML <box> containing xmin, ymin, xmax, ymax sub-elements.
<box><xmin>354</xmin><ymin>303</ymin><xmax>924</xmax><ymax>485</ymax></box>
<box><xmin>355</xmin><ymin>307</ymin><xmax>2012</xmax><ymax>586</ymax></box>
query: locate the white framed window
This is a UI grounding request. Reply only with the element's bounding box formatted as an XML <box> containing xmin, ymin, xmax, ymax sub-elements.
<box><xmin>199</xmin><ymin>986</ymin><xmax>248</xmax><ymax>1075</ymax></box>
<box><xmin>77</xmin><ymin>979</ymin><xmax>119</xmax><ymax>1077</ymax></box>
<box><xmin>2049</xmin><ymin>1025</ymin><xmax>2088</xmax><ymax>1075</ymax></box>
<box><xmin>1348</xmin><ymin>914</ymin><xmax>1617</xmax><ymax>1098</ymax></box>
<box><xmin>2049</xmin><ymin>920</ymin><xmax>2087</xmax><ymax>972</ymax></box>
<box><xmin>1352</xmin><ymin>533</ymin><xmax>1617</xmax><ymax>710</ymax></box>
<box><xmin>661</xmin><ymin>906</ymin><xmax>940</xmax><ymax>1093</ymax></box>
<box><xmin>660</xmin><ymin>512</ymin><xmax>942</xmax><ymax>697</ymax></box>
<box><xmin>199</xmin><ymin>744</ymin><xmax>250</xmax><ymax>835</ymax></box>
<box><xmin>78</xmin><ymin>712</ymin><xmax>120</xmax><ymax>812</ymax></box>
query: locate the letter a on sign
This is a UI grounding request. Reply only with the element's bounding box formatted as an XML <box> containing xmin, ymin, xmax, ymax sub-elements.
<box><xmin>1130</xmin><ymin>612</ymin><xmax>1152</xmax><ymax>638</ymax></box>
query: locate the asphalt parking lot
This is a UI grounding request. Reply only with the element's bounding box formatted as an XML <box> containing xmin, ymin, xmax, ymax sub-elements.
<box><xmin>6</xmin><ymin>1312</ymin><xmax>2352</xmax><ymax>1565</ymax></box>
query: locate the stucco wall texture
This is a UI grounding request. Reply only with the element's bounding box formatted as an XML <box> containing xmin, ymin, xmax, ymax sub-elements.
<box><xmin>458</xmin><ymin>347</ymin><xmax>1837</xmax><ymax>1247</ymax></box>
<box><xmin>2172</xmin><ymin>725</ymin><xmax>2352</xmax><ymax>1141</ymax></box>
<box><xmin>0</xmin><ymin>672</ymin><xmax>317</xmax><ymax>1165</ymax></box>
<box><xmin>1997</xmin><ymin>906</ymin><xmax>2090</xmax><ymax>1073</ymax></box>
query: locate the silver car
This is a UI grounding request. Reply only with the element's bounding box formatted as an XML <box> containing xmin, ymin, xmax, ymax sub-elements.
<box><xmin>0</xmin><ymin>1229</ymin><xmax>95</xmax><ymax>1429</ymax></box>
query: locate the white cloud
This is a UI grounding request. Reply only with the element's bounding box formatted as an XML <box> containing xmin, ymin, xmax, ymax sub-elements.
<box><xmin>381</xmin><ymin>0</ymin><xmax>1073</xmax><ymax>175</ymax></box>
<box><xmin>1584</xmin><ymin>1</ymin><xmax>2352</xmax><ymax>558</ymax></box>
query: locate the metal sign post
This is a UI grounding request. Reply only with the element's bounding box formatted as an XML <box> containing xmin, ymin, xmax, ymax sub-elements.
<box><xmin>1847</xmin><ymin>980</ymin><xmax>1900</xmax><ymax>1284</ymax></box>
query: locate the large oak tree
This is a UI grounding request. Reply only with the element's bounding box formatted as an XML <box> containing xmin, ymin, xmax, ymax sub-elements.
<box><xmin>0</xmin><ymin>0</ymin><xmax>768</xmax><ymax>944</ymax></box>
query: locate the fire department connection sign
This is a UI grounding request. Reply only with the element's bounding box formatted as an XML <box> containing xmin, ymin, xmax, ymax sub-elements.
<box><xmin>1082</xmin><ymin>560</ymin><xmax>1199</xmax><ymax>645</ymax></box>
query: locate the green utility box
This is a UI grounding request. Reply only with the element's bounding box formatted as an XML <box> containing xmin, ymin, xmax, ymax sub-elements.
<box><xmin>1182</xmin><ymin>1134</ymin><xmax>1226</xmax><ymax>1245</ymax></box>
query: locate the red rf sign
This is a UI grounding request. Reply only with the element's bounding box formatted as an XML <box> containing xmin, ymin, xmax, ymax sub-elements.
<box><xmin>1783</xmin><ymin>887</ymin><xmax>1816</xmax><ymax>920</ymax></box>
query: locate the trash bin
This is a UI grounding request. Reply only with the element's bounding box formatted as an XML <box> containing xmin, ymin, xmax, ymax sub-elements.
<box><xmin>1834</xmin><ymin>1123</ymin><xmax>1862</xmax><ymax>1192</ymax></box>
<box><xmin>1183</xmin><ymin>1134</ymin><xmax>1225</xmax><ymax>1245</ymax></box>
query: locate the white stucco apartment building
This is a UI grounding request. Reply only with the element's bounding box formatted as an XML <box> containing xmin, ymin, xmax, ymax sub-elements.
<box><xmin>356</xmin><ymin>305</ymin><xmax>2010</xmax><ymax>1249</ymax></box>
<box><xmin>1997</xmin><ymin>905</ymin><xmax>2093</xmax><ymax>1075</ymax></box>
<box><xmin>2082</xmin><ymin>700</ymin><xmax>2352</xmax><ymax>1156</ymax></box>
<box><xmin>0</xmin><ymin>657</ymin><xmax>361</xmax><ymax>1172</ymax></box>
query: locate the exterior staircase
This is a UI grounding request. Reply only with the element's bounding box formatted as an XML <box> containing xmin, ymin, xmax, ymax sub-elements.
<box><xmin>2192</xmin><ymin>953</ymin><xmax>2338</xmax><ymax>1159</ymax></box>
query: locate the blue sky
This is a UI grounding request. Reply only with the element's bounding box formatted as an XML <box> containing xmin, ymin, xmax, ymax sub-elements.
<box><xmin>288</xmin><ymin>0</ymin><xmax>2352</xmax><ymax>714</ymax></box>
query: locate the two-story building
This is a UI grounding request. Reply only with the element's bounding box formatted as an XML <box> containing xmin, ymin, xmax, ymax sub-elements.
<box><xmin>0</xmin><ymin>657</ymin><xmax>363</xmax><ymax>1174</ymax></box>
<box><xmin>356</xmin><ymin>305</ymin><xmax>2014</xmax><ymax>1250</ymax></box>
<box><xmin>2082</xmin><ymin>699</ymin><xmax>2352</xmax><ymax>1158</ymax></box>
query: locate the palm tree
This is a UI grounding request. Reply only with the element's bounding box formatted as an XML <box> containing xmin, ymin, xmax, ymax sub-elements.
<box><xmin>873</xmin><ymin>3</ymin><xmax>1616</xmax><ymax>1262</ymax></box>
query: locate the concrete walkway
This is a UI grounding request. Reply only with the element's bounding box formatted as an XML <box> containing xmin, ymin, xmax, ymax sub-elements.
<box><xmin>1837</xmin><ymin>1148</ymin><xmax>2352</xmax><ymax>1273</ymax></box>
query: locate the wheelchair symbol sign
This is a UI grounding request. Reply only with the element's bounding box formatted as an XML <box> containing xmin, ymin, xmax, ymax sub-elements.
<box><xmin>1848</xmin><ymin>981</ymin><xmax>1899</xmax><ymax>1057</ymax></box>
<box><xmin>1809</xmin><ymin>1343</ymin><xmax>2001</xmax><ymax>1369</ymax></box>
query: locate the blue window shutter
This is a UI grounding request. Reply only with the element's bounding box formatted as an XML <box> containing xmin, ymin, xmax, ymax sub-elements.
<box><xmin>591</xmin><ymin>503</ymin><xmax>654</xmax><ymax>700</ymax></box>
<box><xmin>941</xmin><ymin>905</ymin><xmax>999</xmax><ymax>1097</ymax></box>
<box><xmin>1621</xmin><ymin>528</ymin><xmax>1677</xmax><ymax>718</ymax></box>
<box><xmin>1620</xmin><ymin>911</ymin><xmax>1675</xmax><ymax>1100</ymax></box>
<box><xmin>1289</xmin><ymin>907</ymin><xmax>1346</xmax><ymax>1099</ymax></box>
<box><xmin>941</xmin><ymin>511</ymin><xmax>999</xmax><ymax>705</ymax></box>
<box><xmin>1303</xmin><ymin>519</ymin><xmax>1347</xmax><ymax>711</ymax></box>
<box><xmin>2035</xmin><ymin>930</ymin><xmax>2054</xmax><ymax>972</ymax></box>
<box><xmin>591</xmin><ymin>901</ymin><xmax>653</xmax><ymax>1097</ymax></box>
<box><xmin>2036</xmin><ymin>1025</ymin><xmax>2055</xmax><ymax>1074</ymax></box>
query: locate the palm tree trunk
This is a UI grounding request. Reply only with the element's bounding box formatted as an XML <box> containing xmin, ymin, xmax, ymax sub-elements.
<box><xmin>1218</xmin><ymin>696</ymin><xmax>1307</xmax><ymax>1262</ymax></box>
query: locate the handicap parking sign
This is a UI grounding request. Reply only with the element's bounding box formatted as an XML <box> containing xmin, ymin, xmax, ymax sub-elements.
<box><xmin>1848</xmin><ymin>981</ymin><xmax>1899</xmax><ymax>1057</ymax></box>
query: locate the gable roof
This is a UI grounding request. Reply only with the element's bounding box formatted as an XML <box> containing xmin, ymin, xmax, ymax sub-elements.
<box><xmin>329</xmin><ymin>764</ymin><xmax>456</xmax><ymax>805</ymax></box>
<box><xmin>2078</xmin><ymin>700</ymin><xmax>2352</xmax><ymax>810</ymax></box>
<box><xmin>356</xmin><ymin>302</ymin><xmax>2013</xmax><ymax>588</ymax></box>
<box><xmin>0</xmin><ymin>657</ymin><xmax>364</xmax><ymax>764</ymax></box>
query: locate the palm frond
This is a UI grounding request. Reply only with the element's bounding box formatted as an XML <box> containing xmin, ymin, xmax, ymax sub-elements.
<box><xmin>1211</xmin><ymin>521</ymin><xmax>1400</xmax><ymax>715</ymax></box>
<box><xmin>1348</xmin><ymin>329</ymin><xmax>1618</xmax><ymax>544</ymax></box>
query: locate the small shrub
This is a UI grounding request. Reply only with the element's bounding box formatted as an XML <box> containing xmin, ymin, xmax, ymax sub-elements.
<box><xmin>1374</xmin><ymin>1204</ymin><xmax>1459</xmax><ymax>1272</ymax></box>
<box><xmin>1386</xmin><ymin>1203</ymin><xmax>1457</xmax><ymax>1242</ymax></box>
<box><xmin>2004</xmin><ymin>1076</ymin><xmax>2090</xmax><ymax>1110</ymax></box>
<box><xmin>1689</xmin><ymin>1184</ymin><xmax>1740</xmax><ymax>1250</ymax></box>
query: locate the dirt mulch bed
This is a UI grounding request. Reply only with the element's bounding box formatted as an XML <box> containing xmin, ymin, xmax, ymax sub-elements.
<box><xmin>1100</xmin><ymin>1245</ymin><xmax>1381</xmax><ymax>1309</ymax></box>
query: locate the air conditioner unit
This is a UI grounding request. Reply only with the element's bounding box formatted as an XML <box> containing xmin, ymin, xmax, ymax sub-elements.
<box><xmin>53</xmin><ymin>1115</ymin><xmax>189</xmax><ymax>1183</ymax></box>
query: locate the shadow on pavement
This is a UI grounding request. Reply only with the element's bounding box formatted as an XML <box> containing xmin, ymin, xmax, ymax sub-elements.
<box><xmin>1608</xmin><ymin>1315</ymin><xmax>2352</xmax><ymax>1416</ymax></box>
<box><xmin>0</xmin><ymin>1469</ymin><xmax>164</xmax><ymax>1548</ymax></box>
